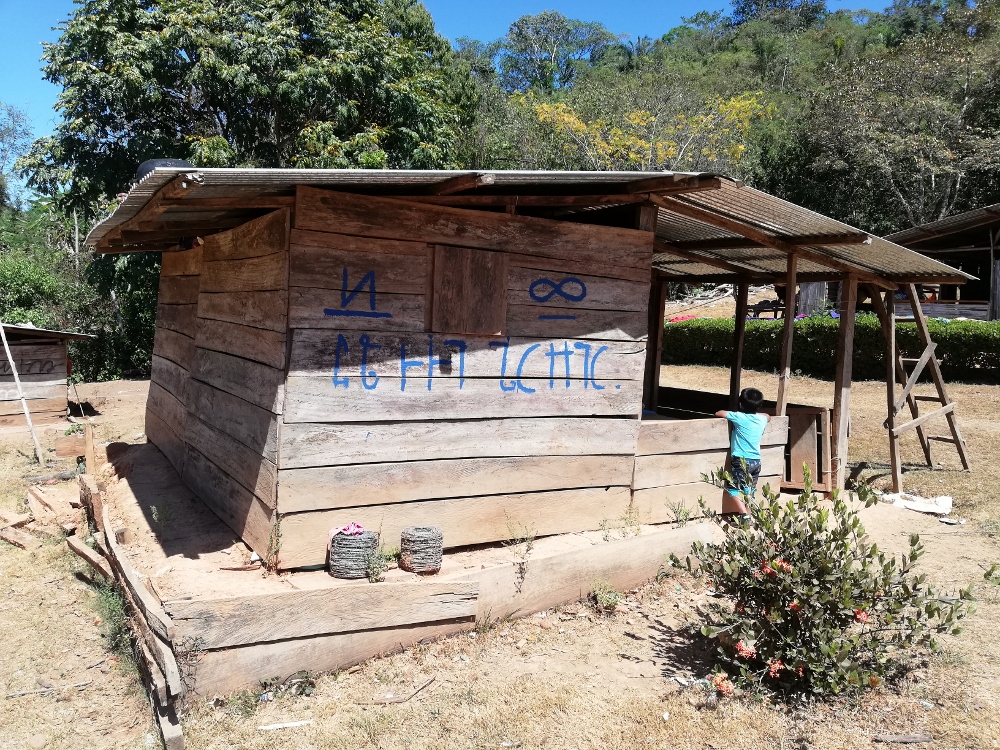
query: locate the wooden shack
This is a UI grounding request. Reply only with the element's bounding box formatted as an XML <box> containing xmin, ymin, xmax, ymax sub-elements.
<box><xmin>80</xmin><ymin>169</ymin><xmax>969</xmax><ymax>738</ymax></box>
<box><xmin>1</xmin><ymin>323</ymin><xmax>90</xmax><ymax>428</ymax></box>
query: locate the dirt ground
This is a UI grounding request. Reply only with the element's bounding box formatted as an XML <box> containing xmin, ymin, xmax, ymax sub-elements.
<box><xmin>1</xmin><ymin>370</ymin><xmax>998</xmax><ymax>750</ymax></box>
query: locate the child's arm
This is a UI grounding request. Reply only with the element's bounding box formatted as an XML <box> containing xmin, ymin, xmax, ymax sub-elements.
<box><xmin>714</xmin><ymin>410</ymin><xmax>729</xmax><ymax>418</ymax></box>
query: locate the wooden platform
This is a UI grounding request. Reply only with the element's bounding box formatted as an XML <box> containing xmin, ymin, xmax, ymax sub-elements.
<box><xmin>88</xmin><ymin>442</ymin><xmax>713</xmax><ymax>706</ymax></box>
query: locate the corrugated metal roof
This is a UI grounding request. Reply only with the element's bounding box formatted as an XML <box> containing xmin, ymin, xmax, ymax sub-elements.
<box><xmin>2</xmin><ymin>323</ymin><xmax>93</xmax><ymax>341</ymax></box>
<box><xmin>85</xmin><ymin>167</ymin><xmax>971</xmax><ymax>284</ymax></box>
<box><xmin>888</xmin><ymin>203</ymin><xmax>1000</xmax><ymax>246</ymax></box>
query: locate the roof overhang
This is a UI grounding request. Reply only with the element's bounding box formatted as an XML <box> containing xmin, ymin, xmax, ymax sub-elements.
<box><xmin>1</xmin><ymin>323</ymin><xmax>94</xmax><ymax>342</ymax></box>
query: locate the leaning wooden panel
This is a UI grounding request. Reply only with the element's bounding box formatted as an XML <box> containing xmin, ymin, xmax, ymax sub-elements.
<box><xmin>637</xmin><ymin>416</ymin><xmax>789</xmax><ymax>456</ymax></box>
<box><xmin>194</xmin><ymin>317</ymin><xmax>286</xmax><ymax>370</ymax></box>
<box><xmin>632</xmin><ymin>445</ymin><xmax>786</xmax><ymax>490</ymax></box>
<box><xmin>166</xmin><ymin>581</ymin><xmax>479</xmax><ymax>651</ymax></box>
<box><xmin>190</xmin><ymin>347</ymin><xmax>285</xmax><ymax>414</ymax></box>
<box><xmin>160</xmin><ymin>246</ymin><xmax>203</xmax><ymax>276</ymax></box>
<box><xmin>197</xmin><ymin>290</ymin><xmax>288</xmax><ymax>332</ymax></box>
<box><xmin>200</xmin><ymin>251</ymin><xmax>287</xmax><ymax>293</ymax></box>
<box><xmin>507</xmin><ymin>305</ymin><xmax>646</xmax><ymax>341</ymax></box>
<box><xmin>283</xmin><ymin>375</ymin><xmax>643</xmax><ymax>423</ymax></box>
<box><xmin>185</xmin><ymin>379</ymin><xmax>279</xmax><ymax>463</ymax></box>
<box><xmin>201</xmin><ymin>209</ymin><xmax>289</xmax><ymax>262</ymax></box>
<box><xmin>152</xmin><ymin>327</ymin><xmax>195</xmax><ymax>369</ymax></box>
<box><xmin>277</xmin><ymin>485</ymin><xmax>633</xmax><ymax>569</ymax></box>
<box><xmin>289</xmin><ymin>235</ymin><xmax>428</xmax><ymax>294</ymax></box>
<box><xmin>288</xmin><ymin>330</ymin><xmax>646</xmax><ymax>382</ymax></box>
<box><xmin>288</xmin><ymin>287</ymin><xmax>424</xmax><ymax>332</ymax></box>
<box><xmin>156</xmin><ymin>303</ymin><xmax>198</xmax><ymax>338</ymax></box>
<box><xmin>507</xmin><ymin>267</ymin><xmax>648</xmax><ymax>312</ymax></box>
<box><xmin>278</xmin><ymin>454</ymin><xmax>635</xmax><ymax>513</ymax></box>
<box><xmin>279</xmin><ymin>417</ymin><xmax>640</xmax><ymax>469</ymax></box>
<box><xmin>295</xmin><ymin>187</ymin><xmax>653</xmax><ymax>270</ymax></box>
<box><xmin>185</xmin><ymin>413</ymin><xmax>277</xmax><ymax>505</ymax></box>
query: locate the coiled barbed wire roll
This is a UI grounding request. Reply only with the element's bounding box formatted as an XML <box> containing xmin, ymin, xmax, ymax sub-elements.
<box><xmin>329</xmin><ymin>530</ymin><xmax>379</xmax><ymax>579</ymax></box>
<box><xmin>400</xmin><ymin>526</ymin><xmax>443</xmax><ymax>574</ymax></box>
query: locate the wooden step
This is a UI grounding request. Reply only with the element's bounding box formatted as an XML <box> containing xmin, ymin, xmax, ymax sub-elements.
<box><xmin>913</xmin><ymin>395</ymin><xmax>943</xmax><ymax>402</ymax></box>
<box><xmin>901</xmin><ymin>357</ymin><xmax>921</xmax><ymax>365</ymax></box>
<box><xmin>926</xmin><ymin>435</ymin><xmax>957</xmax><ymax>443</ymax></box>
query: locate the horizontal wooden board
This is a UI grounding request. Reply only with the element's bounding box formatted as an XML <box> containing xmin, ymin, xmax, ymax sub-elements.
<box><xmin>194</xmin><ymin>317</ymin><xmax>286</xmax><ymax>370</ymax></box>
<box><xmin>202</xmin><ymin>209</ymin><xmax>289</xmax><ymax>262</ymax></box>
<box><xmin>637</xmin><ymin>416</ymin><xmax>789</xmax><ymax>456</ymax></box>
<box><xmin>0</xmin><ymin>396</ymin><xmax>66</xmax><ymax>417</ymax></box>
<box><xmin>152</xmin><ymin>327</ymin><xmax>195</xmax><ymax>369</ymax></box>
<box><xmin>287</xmin><ymin>330</ymin><xmax>646</xmax><ymax>382</ymax></box>
<box><xmin>200</xmin><ymin>251</ymin><xmax>287</xmax><ymax>293</ymax></box>
<box><xmin>283</xmin><ymin>375</ymin><xmax>643</xmax><ymax>423</ymax></box>
<box><xmin>182</xmin><ymin>445</ymin><xmax>274</xmax><ymax>554</ymax></box>
<box><xmin>277</xmin><ymin>454</ymin><xmax>634</xmax><ymax>513</ymax></box>
<box><xmin>295</xmin><ymin>187</ymin><xmax>653</xmax><ymax>270</ymax></box>
<box><xmin>0</xmin><ymin>378</ymin><xmax>66</xmax><ymax>401</ymax></box>
<box><xmin>160</xmin><ymin>247</ymin><xmax>202</xmax><ymax>276</ymax></box>
<box><xmin>158</xmin><ymin>274</ymin><xmax>200</xmax><ymax>305</ymax></box>
<box><xmin>630</xmin><ymin>478</ymin><xmax>782</xmax><ymax>524</ymax></box>
<box><xmin>150</xmin><ymin>355</ymin><xmax>189</xmax><ymax>404</ymax></box>
<box><xmin>278</xmin><ymin>485</ymin><xmax>633</xmax><ymax>568</ymax></box>
<box><xmin>191</xmin><ymin>348</ymin><xmax>284</xmax><ymax>414</ymax></box>
<box><xmin>197</xmin><ymin>291</ymin><xmax>288</xmax><ymax>332</ymax></box>
<box><xmin>185</xmin><ymin>413</ymin><xmax>278</xmax><ymax>505</ymax></box>
<box><xmin>632</xmin><ymin>445</ymin><xmax>786</xmax><ymax>490</ymax></box>
<box><xmin>0</xmin><ymin>410</ymin><xmax>65</xmax><ymax>428</ymax></box>
<box><xmin>146</xmin><ymin>382</ymin><xmax>187</xmax><ymax>436</ymax></box>
<box><xmin>291</xmin><ymin>228</ymin><xmax>430</xmax><ymax>256</ymax></box>
<box><xmin>0</xmin><ymin>344</ymin><xmax>66</xmax><ymax>378</ymax></box>
<box><xmin>507</xmin><ymin>267</ymin><xmax>648</xmax><ymax>312</ymax></box>
<box><xmin>166</xmin><ymin>581</ymin><xmax>478</xmax><ymax>651</ymax></box>
<box><xmin>505</xmin><ymin>250</ymin><xmax>649</xmax><ymax>283</ymax></box>
<box><xmin>156</xmin><ymin>303</ymin><xmax>198</xmax><ymax>338</ymax></box>
<box><xmin>288</xmin><ymin>287</ymin><xmax>423</xmax><ymax>332</ymax></box>
<box><xmin>279</xmin><ymin>417</ymin><xmax>639</xmax><ymax>470</ymax></box>
<box><xmin>290</xmin><ymin>237</ymin><xmax>427</xmax><ymax>293</ymax></box>
<box><xmin>145</xmin><ymin>410</ymin><xmax>186</xmax><ymax>476</ymax></box>
<box><xmin>507</xmin><ymin>305</ymin><xmax>646</xmax><ymax>341</ymax></box>
<box><xmin>186</xmin><ymin>379</ymin><xmax>279</xmax><ymax>463</ymax></box>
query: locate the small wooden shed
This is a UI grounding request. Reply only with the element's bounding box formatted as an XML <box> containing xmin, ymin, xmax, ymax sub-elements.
<box><xmin>1</xmin><ymin>323</ymin><xmax>90</xmax><ymax>428</ymax></box>
<box><xmin>85</xmin><ymin>169</ymin><xmax>970</xmax><ymax>571</ymax></box>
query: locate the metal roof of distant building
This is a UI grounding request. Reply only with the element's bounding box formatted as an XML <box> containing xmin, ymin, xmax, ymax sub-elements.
<box><xmin>1</xmin><ymin>323</ymin><xmax>93</xmax><ymax>341</ymax></box>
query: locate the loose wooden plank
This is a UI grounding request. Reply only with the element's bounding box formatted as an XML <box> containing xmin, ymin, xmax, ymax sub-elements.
<box><xmin>150</xmin><ymin>354</ymin><xmax>189</xmax><ymax>404</ymax></box>
<box><xmin>277</xmin><ymin>485</ymin><xmax>633</xmax><ymax>568</ymax></box>
<box><xmin>185</xmin><ymin>413</ymin><xmax>277</xmax><ymax>505</ymax></box>
<box><xmin>186</xmin><ymin>379</ymin><xmax>279</xmax><ymax>463</ymax></box>
<box><xmin>788</xmin><ymin>413</ymin><xmax>818</xmax><ymax>485</ymax></box>
<box><xmin>282</xmin><ymin>375</ymin><xmax>643</xmax><ymax>423</ymax></box>
<box><xmin>295</xmin><ymin>186</ymin><xmax>653</xmax><ymax>270</ymax></box>
<box><xmin>279</xmin><ymin>417</ymin><xmax>639</xmax><ymax>469</ymax></box>
<box><xmin>156</xmin><ymin>303</ymin><xmax>198</xmax><ymax>337</ymax></box>
<box><xmin>637</xmin><ymin>416</ymin><xmax>788</xmax><ymax>456</ymax></box>
<box><xmin>632</xmin><ymin>445</ymin><xmax>786</xmax><ymax>490</ymax></box>
<box><xmin>145</xmin><ymin>411</ymin><xmax>186</xmax><ymax>476</ymax></box>
<box><xmin>507</xmin><ymin>267</ymin><xmax>648</xmax><ymax>312</ymax></box>
<box><xmin>290</xmin><ymin>238</ymin><xmax>427</xmax><ymax>294</ymax></box>
<box><xmin>158</xmin><ymin>275</ymin><xmax>200</xmax><ymax>305</ymax></box>
<box><xmin>153</xmin><ymin>327</ymin><xmax>195</xmax><ymax>369</ymax></box>
<box><xmin>200</xmin><ymin>251</ymin><xmax>287</xmax><ymax>293</ymax></box>
<box><xmin>197</xmin><ymin>290</ymin><xmax>288</xmax><ymax>332</ymax></box>
<box><xmin>0</xmin><ymin>397</ymin><xmax>66</xmax><ymax>417</ymax></box>
<box><xmin>201</xmin><ymin>209</ymin><xmax>289</xmax><ymax>262</ymax></box>
<box><xmin>194</xmin><ymin>317</ymin><xmax>286</xmax><ymax>370</ymax></box>
<box><xmin>287</xmin><ymin>330</ymin><xmax>646</xmax><ymax>382</ymax></box>
<box><xmin>1</xmin><ymin>526</ymin><xmax>41</xmax><ymax>550</ymax></box>
<box><xmin>146</xmin><ymin>382</ymin><xmax>187</xmax><ymax>436</ymax></box>
<box><xmin>182</xmin><ymin>446</ymin><xmax>275</xmax><ymax>553</ymax></box>
<box><xmin>166</xmin><ymin>581</ymin><xmax>478</xmax><ymax>651</ymax></box>
<box><xmin>66</xmin><ymin>535</ymin><xmax>112</xmax><ymax>579</ymax></box>
<box><xmin>277</xmin><ymin>454</ymin><xmax>634</xmax><ymax>513</ymax></box>
<box><xmin>55</xmin><ymin>435</ymin><xmax>87</xmax><ymax>458</ymax></box>
<box><xmin>160</xmin><ymin>246</ymin><xmax>203</xmax><ymax>276</ymax></box>
<box><xmin>0</xmin><ymin>344</ymin><xmax>66</xmax><ymax>377</ymax></box>
<box><xmin>190</xmin><ymin>347</ymin><xmax>284</xmax><ymax>414</ymax></box>
<box><xmin>446</xmin><ymin>522</ymin><xmax>714</xmax><ymax>621</ymax></box>
<box><xmin>288</xmin><ymin>287</ymin><xmax>423</xmax><ymax>332</ymax></box>
<box><xmin>506</xmin><ymin>305</ymin><xmax>646</xmax><ymax>341</ymax></box>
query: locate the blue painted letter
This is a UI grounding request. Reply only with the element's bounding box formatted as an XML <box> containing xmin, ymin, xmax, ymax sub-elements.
<box><xmin>399</xmin><ymin>344</ymin><xmax>423</xmax><ymax>392</ymax></box>
<box><xmin>359</xmin><ymin>334</ymin><xmax>381</xmax><ymax>390</ymax></box>
<box><xmin>515</xmin><ymin>343</ymin><xmax>541</xmax><ymax>394</ymax></box>
<box><xmin>443</xmin><ymin>339</ymin><xmax>468</xmax><ymax>389</ymax></box>
<box><xmin>489</xmin><ymin>339</ymin><xmax>516</xmax><ymax>392</ymax></box>
<box><xmin>332</xmin><ymin>334</ymin><xmax>350</xmax><ymax>388</ymax></box>
<box><xmin>545</xmin><ymin>342</ymin><xmax>573</xmax><ymax>389</ymax></box>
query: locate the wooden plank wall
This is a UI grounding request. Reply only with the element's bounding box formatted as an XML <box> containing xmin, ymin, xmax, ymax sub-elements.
<box><xmin>277</xmin><ymin>187</ymin><xmax>654</xmax><ymax>568</ymax></box>
<box><xmin>145</xmin><ymin>211</ymin><xmax>289</xmax><ymax>557</ymax></box>
<box><xmin>631</xmin><ymin>416</ymin><xmax>789</xmax><ymax>522</ymax></box>
<box><xmin>0</xmin><ymin>341</ymin><xmax>68</xmax><ymax>426</ymax></box>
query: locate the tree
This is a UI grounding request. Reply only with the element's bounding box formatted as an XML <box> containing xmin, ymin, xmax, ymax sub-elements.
<box><xmin>498</xmin><ymin>11</ymin><xmax>618</xmax><ymax>93</ymax></box>
<box><xmin>731</xmin><ymin>0</ymin><xmax>827</xmax><ymax>26</ymax></box>
<box><xmin>0</xmin><ymin>103</ymin><xmax>32</xmax><ymax>208</ymax></box>
<box><xmin>18</xmin><ymin>0</ymin><xmax>468</xmax><ymax>213</ymax></box>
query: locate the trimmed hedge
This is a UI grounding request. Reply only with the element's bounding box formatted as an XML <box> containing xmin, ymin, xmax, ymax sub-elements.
<box><xmin>662</xmin><ymin>315</ymin><xmax>1000</xmax><ymax>383</ymax></box>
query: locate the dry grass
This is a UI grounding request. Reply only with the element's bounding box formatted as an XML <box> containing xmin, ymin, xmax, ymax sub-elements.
<box><xmin>2</xmin><ymin>372</ymin><xmax>1000</xmax><ymax>749</ymax></box>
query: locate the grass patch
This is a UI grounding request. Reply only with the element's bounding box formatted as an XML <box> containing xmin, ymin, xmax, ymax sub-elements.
<box><xmin>93</xmin><ymin>578</ymin><xmax>140</xmax><ymax>675</ymax></box>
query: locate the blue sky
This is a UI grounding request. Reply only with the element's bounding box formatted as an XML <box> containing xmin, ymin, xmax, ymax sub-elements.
<box><xmin>1</xmin><ymin>0</ymin><xmax>862</xmax><ymax>140</ymax></box>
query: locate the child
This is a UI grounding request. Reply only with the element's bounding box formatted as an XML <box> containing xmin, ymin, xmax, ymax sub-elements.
<box><xmin>714</xmin><ymin>387</ymin><xmax>770</xmax><ymax>515</ymax></box>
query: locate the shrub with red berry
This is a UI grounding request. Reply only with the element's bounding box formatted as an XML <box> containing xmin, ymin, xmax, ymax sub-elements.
<box><xmin>676</xmin><ymin>468</ymin><xmax>974</xmax><ymax>698</ymax></box>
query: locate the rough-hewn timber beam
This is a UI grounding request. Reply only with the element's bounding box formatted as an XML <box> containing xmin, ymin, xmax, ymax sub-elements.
<box><xmin>427</xmin><ymin>172</ymin><xmax>496</xmax><ymax>195</ymax></box>
<box><xmin>158</xmin><ymin>196</ymin><xmax>295</xmax><ymax>209</ymax></box>
<box><xmin>627</xmin><ymin>175</ymin><xmax>723</xmax><ymax>193</ymax></box>
<box><xmin>399</xmin><ymin>193</ymin><xmax>649</xmax><ymax>208</ymax></box>
<box><xmin>96</xmin><ymin>173</ymin><xmax>203</xmax><ymax>249</ymax></box>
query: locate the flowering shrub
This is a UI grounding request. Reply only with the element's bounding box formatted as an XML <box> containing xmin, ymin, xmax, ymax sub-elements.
<box><xmin>681</xmin><ymin>469</ymin><xmax>974</xmax><ymax>698</ymax></box>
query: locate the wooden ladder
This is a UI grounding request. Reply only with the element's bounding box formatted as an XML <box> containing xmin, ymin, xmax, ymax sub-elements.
<box><xmin>868</xmin><ymin>283</ymin><xmax>970</xmax><ymax>492</ymax></box>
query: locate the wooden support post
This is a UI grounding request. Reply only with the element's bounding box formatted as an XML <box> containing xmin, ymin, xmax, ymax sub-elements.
<box><xmin>730</xmin><ymin>281</ymin><xmax>750</xmax><ymax>410</ymax></box>
<box><xmin>775</xmin><ymin>254</ymin><xmax>798</xmax><ymax>416</ymax></box>
<box><xmin>0</xmin><ymin>323</ymin><xmax>45</xmax><ymax>464</ymax></box>
<box><xmin>990</xmin><ymin>228</ymin><xmax>1000</xmax><ymax>322</ymax></box>
<box><xmin>880</xmin><ymin>289</ymin><xmax>902</xmax><ymax>492</ymax></box>
<box><xmin>643</xmin><ymin>277</ymin><xmax>667</xmax><ymax>412</ymax></box>
<box><xmin>831</xmin><ymin>275</ymin><xmax>858</xmax><ymax>491</ymax></box>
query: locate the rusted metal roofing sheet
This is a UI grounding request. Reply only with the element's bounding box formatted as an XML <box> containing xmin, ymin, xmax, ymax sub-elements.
<box><xmin>85</xmin><ymin>168</ymin><xmax>971</xmax><ymax>283</ymax></box>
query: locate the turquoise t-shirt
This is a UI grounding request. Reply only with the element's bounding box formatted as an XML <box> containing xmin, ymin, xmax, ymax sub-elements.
<box><xmin>727</xmin><ymin>411</ymin><xmax>768</xmax><ymax>460</ymax></box>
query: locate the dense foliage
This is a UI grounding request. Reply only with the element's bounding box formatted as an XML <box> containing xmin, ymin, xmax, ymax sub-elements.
<box><xmin>679</xmin><ymin>473</ymin><xmax>973</xmax><ymax>698</ymax></box>
<box><xmin>661</xmin><ymin>315</ymin><xmax>1000</xmax><ymax>382</ymax></box>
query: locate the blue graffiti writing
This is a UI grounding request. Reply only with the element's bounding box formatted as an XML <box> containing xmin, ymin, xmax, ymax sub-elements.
<box><xmin>538</xmin><ymin>314</ymin><xmax>577</xmax><ymax>321</ymax></box>
<box><xmin>572</xmin><ymin>342</ymin><xmax>608</xmax><ymax>390</ymax></box>
<box><xmin>399</xmin><ymin>343</ymin><xmax>424</xmax><ymax>392</ymax></box>
<box><xmin>359</xmin><ymin>334</ymin><xmax>381</xmax><ymax>390</ymax></box>
<box><xmin>529</xmin><ymin>277</ymin><xmax>587</xmax><ymax>303</ymax></box>
<box><xmin>515</xmin><ymin>343</ymin><xmax>541</xmax><ymax>394</ymax></box>
<box><xmin>443</xmin><ymin>339</ymin><xmax>468</xmax><ymax>389</ymax></box>
<box><xmin>545</xmin><ymin>342</ymin><xmax>573</xmax><ymax>389</ymax></box>
<box><xmin>332</xmin><ymin>334</ymin><xmax>350</xmax><ymax>388</ymax></box>
<box><xmin>489</xmin><ymin>339</ymin><xmax>516</xmax><ymax>392</ymax></box>
<box><xmin>324</xmin><ymin>269</ymin><xmax>393</xmax><ymax>319</ymax></box>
